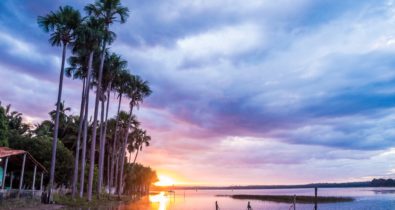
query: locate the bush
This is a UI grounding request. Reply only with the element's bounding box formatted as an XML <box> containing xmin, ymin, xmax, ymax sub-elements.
<box><xmin>9</xmin><ymin>135</ymin><xmax>74</xmax><ymax>187</ymax></box>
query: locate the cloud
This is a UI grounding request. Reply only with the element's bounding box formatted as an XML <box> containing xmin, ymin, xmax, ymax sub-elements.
<box><xmin>1</xmin><ymin>0</ymin><xmax>395</xmax><ymax>184</ymax></box>
<box><xmin>177</xmin><ymin>23</ymin><xmax>262</xmax><ymax>59</ymax></box>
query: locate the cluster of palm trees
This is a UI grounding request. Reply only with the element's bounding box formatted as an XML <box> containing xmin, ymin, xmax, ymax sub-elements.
<box><xmin>38</xmin><ymin>0</ymin><xmax>152</xmax><ymax>201</ymax></box>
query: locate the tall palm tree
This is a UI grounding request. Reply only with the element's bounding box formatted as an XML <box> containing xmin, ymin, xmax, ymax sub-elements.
<box><xmin>114</xmin><ymin>110</ymin><xmax>139</xmax><ymax>193</ymax></box>
<box><xmin>64</xmin><ymin>16</ymin><xmax>106</xmax><ymax>198</ymax></box>
<box><xmin>71</xmin><ymin>17</ymin><xmax>106</xmax><ymax>198</ymax></box>
<box><xmin>110</xmin><ymin>69</ymin><xmax>131</xmax><ymax>190</ymax></box>
<box><xmin>118</xmin><ymin>75</ymin><xmax>151</xmax><ymax>197</ymax></box>
<box><xmin>66</xmin><ymin>45</ymin><xmax>90</xmax><ymax>198</ymax></box>
<box><xmin>85</xmin><ymin>0</ymin><xmax>129</xmax><ymax>200</ymax></box>
<box><xmin>37</xmin><ymin>6</ymin><xmax>81</xmax><ymax>198</ymax></box>
<box><xmin>98</xmin><ymin>53</ymin><xmax>126</xmax><ymax>193</ymax></box>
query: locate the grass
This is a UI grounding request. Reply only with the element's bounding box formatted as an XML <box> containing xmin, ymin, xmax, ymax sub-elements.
<box><xmin>53</xmin><ymin>193</ymin><xmax>134</xmax><ymax>208</ymax></box>
<box><xmin>0</xmin><ymin>194</ymin><xmax>134</xmax><ymax>210</ymax></box>
<box><xmin>0</xmin><ymin>198</ymin><xmax>42</xmax><ymax>210</ymax></box>
<box><xmin>217</xmin><ymin>194</ymin><xmax>354</xmax><ymax>203</ymax></box>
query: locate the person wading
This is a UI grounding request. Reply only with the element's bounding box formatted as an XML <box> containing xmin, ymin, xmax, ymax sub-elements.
<box><xmin>247</xmin><ymin>201</ymin><xmax>253</xmax><ymax>210</ymax></box>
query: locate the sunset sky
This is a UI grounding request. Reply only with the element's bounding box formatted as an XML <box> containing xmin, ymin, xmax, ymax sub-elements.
<box><xmin>1</xmin><ymin>0</ymin><xmax>395</xmax><ymax>186</ymax></box>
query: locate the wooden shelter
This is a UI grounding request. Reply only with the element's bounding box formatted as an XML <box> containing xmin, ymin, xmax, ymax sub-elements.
<box><xmin>0</xmin><ymin>147</ymin><xmax>47</xmax><ymax>198</ymax></box>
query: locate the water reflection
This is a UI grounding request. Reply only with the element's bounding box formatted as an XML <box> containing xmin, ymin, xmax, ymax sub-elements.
<box><xmin>149</xmin><ymin>192</ymin><xmax>169</xmax><ymax>210</ymax></box>
<box><xmin>87</xmin><ymin>188</ymin><xmax>395</xmax><ymax>210</ymax></box>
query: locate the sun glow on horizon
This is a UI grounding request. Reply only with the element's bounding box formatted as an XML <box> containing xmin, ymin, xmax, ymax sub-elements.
<box><xmin>155</xmin><ymin>175</ymin><xmax>175</xmax><ymax>186</ymax></box>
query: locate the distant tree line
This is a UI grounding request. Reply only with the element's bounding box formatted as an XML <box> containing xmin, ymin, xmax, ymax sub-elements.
<box><xmin>370</xmin><ymin>179</ymin><xmax>395</xmax><ymax>187</ymax></box>
<box><xmin>172</xmin><ymin>178</ymin><xmax>395</xmax><ymax>190</ymax></box>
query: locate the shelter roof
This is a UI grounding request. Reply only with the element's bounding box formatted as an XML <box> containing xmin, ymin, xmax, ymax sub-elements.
<box><xmin>0</xmin><ymin>147</ymin><xmax>47</xmax><ymax>173</ymax></box>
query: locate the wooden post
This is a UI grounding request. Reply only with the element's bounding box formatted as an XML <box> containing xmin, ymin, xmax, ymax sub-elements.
<box><xmin>314</xmin><ymin>187</ymin><xmax>318</xmax><ymax>210</ymax></box>
<box><xmin>40</xmin><ymin>172</ymin><xmax>44</xmax><ymax>191</ymax></box>
<box><xmin>32</xmin><ymin>165</ymin><xmax>37</xmax><ymax>191</ymax></box>
<box><xmin>19</xmin><ymin>153</ymin><xmax>26</xmax><ymax>192</ymax></box>
<box><xmin>1</xmin><ymin>157</ymin><xmax>8</xmax><ymax>190</ymax></box>
<box><xmin>9</xmin><ymin>171</ymin><xmax>13</xmax><ymax>189</ymax></box>
<box><xmin>293</xmin><ymin>194</ymin><xmax>296</xmax><ymax>210</ymax></box>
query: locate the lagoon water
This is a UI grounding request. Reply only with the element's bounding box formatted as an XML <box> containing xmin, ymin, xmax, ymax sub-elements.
<box><xmin>112</xmin><ymin>188</ymin><xmax>395</xmax><ymax>210</ymax></box>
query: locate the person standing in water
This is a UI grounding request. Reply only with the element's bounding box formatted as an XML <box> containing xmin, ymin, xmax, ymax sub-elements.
<box><xmin>247</xmin><ymin>201</ymin><xmax>253</xmax><ymax>210</ymax></box>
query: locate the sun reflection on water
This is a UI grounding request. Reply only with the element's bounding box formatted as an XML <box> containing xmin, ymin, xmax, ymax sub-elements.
<box><xmin>149</xmin><ymin>191</ymin><xmax>169</xmax><ymax>210</ymax></box>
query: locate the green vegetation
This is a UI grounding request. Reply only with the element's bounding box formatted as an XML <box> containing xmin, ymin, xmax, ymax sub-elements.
<box><xmin>0</xmin><ymin>104</ymin><xmax>8</xmax><ymax>147</ymax></box>
<box><xmin>52</xmin><ymin>194</ymin><xmax>132</xmax><ymax>208</ymax></box>
<box><xmin>9</xmin><ymin>135</ymin><xmax>73</xmax><ymax>186</ymax></box>
<box><xmin>124</xmin><ymin>163</ymin><xmax>158</xmax><ymax>195</ymax></box>
<box><xmin>218</xmin><ymin>194</ymin><xmax>354</xmax><ymax>203</ymax></box>
<box><xmin>0</xmin><ymin>100</ymin><xmax>157</xmax><ymax>196</ymax></box>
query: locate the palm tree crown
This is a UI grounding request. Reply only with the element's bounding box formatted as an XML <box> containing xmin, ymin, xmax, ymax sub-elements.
<box><xmin>85</xmin><ymin>0</ymin><xmax>129</xmax><ymax>25</ymax></box>
<box><xmin>38</xmin><ymin>6</ymin><xmax>81</xmax><ymax>46</ymax></box>
<box><xmin>128</xmin><ymin>75</ymin><xmax>152</xmax><ymax>109</ymax></box>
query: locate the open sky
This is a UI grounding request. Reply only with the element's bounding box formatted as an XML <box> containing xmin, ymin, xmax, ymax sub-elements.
<box><xmin>1</xmin><ymin>0</ymin><xmax>395</xmax><ymax>186</ymax></box>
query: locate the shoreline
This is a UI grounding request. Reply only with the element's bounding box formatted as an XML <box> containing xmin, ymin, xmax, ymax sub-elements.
<box><xmin>0</xmin><ymin>194</ymin><xmax>137</xmax><ymax>210</ymax></box>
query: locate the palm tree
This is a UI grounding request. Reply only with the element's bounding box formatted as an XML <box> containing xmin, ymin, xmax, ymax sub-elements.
<box><xmin>118</xmin><ymin>75</ymin><xmax>151</xmax><ymax>197</ymax></box>
<box><xmin>127</xmin><ymin>128</ymin><xmax>151</xmax><ymax>165</ymax></box>
<box><xmin>98</xmin><ymin>53</ymin><xmax>126</xmax><ymax>193</ymax></box>
<box><xmin>5</xmin><ymin>105</ymin><xmax>30</xmax><ymax>136</ymax></box>
<box><xmin>110</xmin><ymin>69</ymin><xmax>131</xmax><ymax>190</ymax></box>
<box><xmin>38</xmin><ymin>6</ymin><xmax>81</xmax><ymax>199</ymax></box>
<box><xmin>66</xmin><ymin>47</ymin><xmax>89</xmax><ymax>198</ymax></box>
<box><xmin>49</xmin><ymin>101</ymin><xmax>71</xmax><ymax>124</ymax></box>
<box><xmin>49</xmin><ymin>101</ymin><xmax>73</xmax><ymax>142</ymax></box>
<box><xmin>70</xmin><ymin>17</ymin><xmax>106</xmax><ymax>198</ymax></box>
<box><xmin>84</xmin><ymin>0</ymin><xmax>129</xmax><ymax>200</ymax></box>
<box><xmin>114</xmin><ymin>110</ymin><xmax>139</xmax><ymax>193</ymax></box>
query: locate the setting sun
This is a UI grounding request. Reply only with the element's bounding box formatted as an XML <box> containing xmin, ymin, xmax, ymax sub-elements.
<box><xmin>155</xmin><ymin>175</ymin><xmax>175</xmax><ymax>186</ymax></box>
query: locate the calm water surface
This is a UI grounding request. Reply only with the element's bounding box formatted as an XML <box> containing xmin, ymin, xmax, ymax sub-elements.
<box><xmin>79</xmin><ymin>188</ymin><xmax>395</xmax><ymax>210</ymax></box>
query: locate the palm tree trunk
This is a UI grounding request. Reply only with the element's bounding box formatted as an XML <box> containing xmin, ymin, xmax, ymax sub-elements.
<box><xmin>72</xmin><ymin>77</ymin><xmax>86</xmax><ymax>198</ymax></box>
<box><xmin>87</xmin><ymin>38</ymin><xmax>107</xmax><ymax>201</ymax></box>
<box><xmin>49</xmin><ymin>43</ymin><xmax>67</xmax><ymax>200</ymax></box>
<box><xmin>106</xmin><ymin>146</ymin><xmax>110</xmax><ymax>192</ymax></box>
<box><xmin>102</xmin><ymin>84</ymin><xmax>111</xmax><ymax>191</ymax></box>
<box><xmin>79</xmin><ymin>51</ymin><xmax>94</xmax><ymax>198</ymax></box>
<box><xmin>128</xmin><ymin>149</ymin><xmax>139</xmax><ymax>176</ymax></box>
<box><xmin>98</xmin><ymin>82</ymin><xmax>112</xmax><ymax>194</ymax></box>
<box><xmin>97</xmin><ymin>97</ymin><xmax>105</xmax><ymax>196</ymax></box>
<box><xmin>128</xmin><ymin>151</ymin><xmax>132</xmax><ymax>163</ymax></box>
<box><xmin>118</xmin><ymin>106</ymin><xmax>134</xmax><ymax>197</ymax></box>
<box><xmin>110</xmin><ymin>93</ymin><xmax>122</xmax><ymax>191</ymax></box>
<box><xmin>114</xmin><ymin>143</ymin><xmax>120</xmax><ymax>193</ymax></box>
<box><xmin>132</xmin><ymin>149</ymin><xmax>139</xmax><ymax>165</ymax></box>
